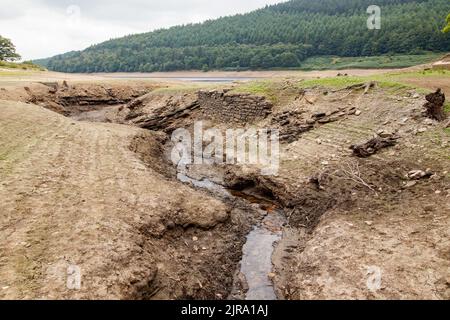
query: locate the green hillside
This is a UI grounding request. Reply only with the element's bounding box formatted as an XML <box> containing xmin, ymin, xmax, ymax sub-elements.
<box><xmin>36</xmin><ymin>0</ymin><xmax>450</xmax><ymax>73</ymax></box>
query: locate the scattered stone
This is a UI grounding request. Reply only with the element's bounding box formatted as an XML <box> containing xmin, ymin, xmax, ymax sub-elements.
<box><xmin>192</xmin><ymin>236</ymin><xmax>199</xmax><ymax>242</ymax></box>
<box><xmin>355</xmin><ymin>110</ymin><xmax>362</xmax><ymax>116</ymax></box>
<box><xmin>268</xmin><ymin>273</ymin><xmax>276</xmax><ymax>280</ymax></box>
<box><xmin>166</xmin><ymin>220</ymin><xmax>175</xmax><ymax>230</ymax></box>
<box><xmin>313</xmin><ymin>112</ymin><xmax>326</xmax><ymax>119</ymax></box>
<box><xmin>365</xmin><ymin>221</ymin><xmax>374</xmax><ymax>226</ymax></box>
<box><xmin>412</xmin><ymin>93</ymin><xmax>420</xmax><ymax>99</ymax></box>
<box><xmin>444</xmin><ymin>119</ymin><xmax>450</xmax><ymax>128</ymax></box>
<box><xmin>435</xmin><ymin>190</ymin><xmax>442</xmax><ymax>194</ymax></box>
<box><xmin>417</xmin><ymin>127</ymin><xmax>427</xmax><ymax>133</ymax></box>
<box><xmin>408</xmin><ymin>170</ymin><xmax>432</xmax><ymax>180</ymax></box>
<box><xmin>316</xmin><ymin>139</ymin><xmax>322</xmax><ymax>145</ymax></box>
<box><xmin>405</xmin><ymin>181</ymin><xmax>417</xmax><ymax>188</ymax></box>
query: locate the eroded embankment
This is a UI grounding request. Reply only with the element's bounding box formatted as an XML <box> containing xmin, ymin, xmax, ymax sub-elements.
<box><xmin>120</xmin><ymin>82</ymin><xmax>450</xmax><ymax>300</ymax></box>
<box><xmin>3</xmin><ymin>79</ymin><xmax>448</xmax><ymax>300</ymax></box>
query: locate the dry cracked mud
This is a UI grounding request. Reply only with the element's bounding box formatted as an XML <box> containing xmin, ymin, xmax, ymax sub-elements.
<box><xmin>0</xmin><ymin>77</ymin><xmax>449</xmax><ymax>300</ymax></box>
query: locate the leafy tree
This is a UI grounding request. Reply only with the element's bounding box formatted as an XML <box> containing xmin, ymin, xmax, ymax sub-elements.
<box><xmin>0</xmin><ymin>36</ymin><xmax>21</xmax><ymax>61</ymax></box>
<box><xmin>443</xmin><ymin>13</ymin><xmax>450</xmax><ymax>33</ymax></box>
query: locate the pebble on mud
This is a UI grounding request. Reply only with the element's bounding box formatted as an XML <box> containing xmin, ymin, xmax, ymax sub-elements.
<box><xmin>404</xmin><ymin>181</ymin><xmax>417</xmax><ymax>188</ymax></box>
<box><xmin>268</xmin><ymin>273</ymin><xmax>276</xmax><ymax>280</ymax></box>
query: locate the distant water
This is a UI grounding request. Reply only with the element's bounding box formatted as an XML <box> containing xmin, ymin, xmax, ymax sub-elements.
<box><xmin>102</xmin><ymin>74</ymin><xmax>258</xmax><ymax>82</ymax></box>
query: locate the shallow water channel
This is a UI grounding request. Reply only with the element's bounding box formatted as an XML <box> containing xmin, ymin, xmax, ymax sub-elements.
<box><xmin>177</xmin><ymin>171</ymin><xmax>285</xmax><ymax>300</ymax></box>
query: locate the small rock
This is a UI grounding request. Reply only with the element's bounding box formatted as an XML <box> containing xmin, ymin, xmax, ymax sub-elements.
<box><xmin>405</xmin><ymin>181</ymin><xmax>417</xmax><ymax>188</ymax></box>
<box><xmin>268</xmin><ymin>273</ymin><xmax>276</xmax><ymax>280</ymax></box>
<box><xmin>364</xmin><ymin>221</ymin><xmax>374</xmax><ymax>226</ymax></box>
<box><xmin>417</xmin><ymin>128</ymin><xmax>427</xmax><ymax>133</ymax></box>
<box><xmin>2</xmin><ymin>286</ymin><xmax>9</xmax><ymax>290</ymax></box>
<box><xmin>412</xmin><ymin>93</ymin><xmax>420</xmax><ymax>99</ymax></box>
<box><xmin>316</xmin><ymin>139</ymin><xmax>322</xmax><ymax>145</ymax></box>
<box><xmin>408</xmin><ymin>170</ymin><xmax>427</xmax><ymax>180</ymax></box>
<box><xmin>166</xmin><ymin>220</ymin><xmax>175</xmax><ymax>230</ymax></box>
<box><xmin>321</xmin><ymin>161</ymin><xmax>329</xmax><ymax>166</ymax></box>
<box><xmin>192</xmin><ymin>236</ymin><xmax>198</xmax><ymax>242</ymax></box>
<box><xmin>435</xmin><ymin>190</ymin><xmax>442</xmax><ymax>194</ymax></box>
<box><xmin>423</xmin><ymin>118</ymin><xmax>434</xmax><ymax>126</ymax></box>
<box><xmin>216</xmin><ymin>293</ymin><xmax>223</xmax><ymax>299</ymax></box>
<box><xmin>355</xmin><ymin>110</ymin><xmax>362</xmax><ymax>116</ymax></box>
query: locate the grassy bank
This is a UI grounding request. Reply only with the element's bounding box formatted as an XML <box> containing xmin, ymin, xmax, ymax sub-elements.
<box><xmin>298</xmin><ymin>53</ymin><xmax>444</xmax><ymax>70</ymax></box>
<box><xmin>0</xmin><ymin>61</ymin><xmax>46</xmax><ymax>72</ymax></box>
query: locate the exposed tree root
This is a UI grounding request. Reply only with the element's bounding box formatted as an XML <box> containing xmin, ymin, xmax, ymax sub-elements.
<box><xmin>424</xmin><ymin>88</ymin><xmax>447</xmax><ymax>121</ymax></box>
<box><xmin>350</xmin><ymin>134</ymin><xmax>399</xmax><ymax>158</ymax></box>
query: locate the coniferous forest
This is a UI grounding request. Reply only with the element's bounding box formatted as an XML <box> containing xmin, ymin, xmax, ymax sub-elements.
<box><xmin>36</xmin><ymin>0</ymin><xmax>450</xmax><ymax>72</ymax></box>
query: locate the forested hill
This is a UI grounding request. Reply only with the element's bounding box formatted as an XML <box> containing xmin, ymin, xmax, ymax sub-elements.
<box><xmin>37</xmin><ymin>0</ymin><xmax>450</xmax><ymax>73</ymax></box>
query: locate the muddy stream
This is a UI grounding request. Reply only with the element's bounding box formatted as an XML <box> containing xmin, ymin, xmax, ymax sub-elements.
<box><xmin>177</xmin><ymin>169</ymin><xmax>286</xmax><ymax>300</ymax></box>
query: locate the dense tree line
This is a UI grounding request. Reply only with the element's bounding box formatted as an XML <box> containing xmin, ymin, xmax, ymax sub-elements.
<box><xmin>38</xmin><ymin>0</ymin><xmax>450</xmax><ymax>72</ymax></box>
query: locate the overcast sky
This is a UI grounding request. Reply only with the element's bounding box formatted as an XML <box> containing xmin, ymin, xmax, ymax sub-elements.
<box><xmin>0</xmin><ymin>0</ymin><xmax>284</xmax><ymax>60</ymax></box>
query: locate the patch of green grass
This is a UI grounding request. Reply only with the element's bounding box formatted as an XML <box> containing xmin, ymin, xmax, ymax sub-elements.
<box><xmin>299</xmin><ymin>52</ymin><xmax>443</xmax><ymax>71</ymax></box>
<box><xmin>298</xmin><ymin>76</ymin><xmax>367</xmax><ymax>89</ymax></box>
<box><xmin>231</xmin><ymin>80</ymin><xmax>279</xmax><ymax>102</ymax></box>
<box><xmin>297</xmin><ymin>75</ymin><xmax>413</xmax><ymax>92</ymax></box>
<box><xmin>445</xmin><ymin>102</ymin><xmax>450</xmax><ymax>114</ymax></box>
<box><xmin>0</xmin><ymin>61</ymin><xmax>46</xmax><ymax>71</ymax></box>
<box><xmin>393</xmin><ymin>68</ymin><xmax>450</xmax><ymax>79</ymax></box>
<box><xmin>153</xmin><ymin>83</ymin><xmax>219</xmax><ymax>95</ymax></box>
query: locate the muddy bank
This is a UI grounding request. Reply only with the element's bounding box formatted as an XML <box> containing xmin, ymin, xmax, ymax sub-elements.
<box><xmin>1</xmin><ymin>77</ymin><xmax>449</xmax><ymax>300</ymax></box>
<box><xmin>0</xmin><ymin>81</ymin><xmax>161</xmax><ymax>120</ymax></box>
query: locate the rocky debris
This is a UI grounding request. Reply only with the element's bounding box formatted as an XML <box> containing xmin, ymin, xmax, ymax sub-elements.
<box><xmin>407</xmin><ymin>170</ymin><xmax>433</xmax><ymax>180</ymax></box>
<box><xmin>24</xmin><ymin>83</ymin><xmax>154</xmax><ymax>117</ymax></box>
<box><xmin>273</xmin><ymin>108</ymin><xmax>349</xmax><ymax>143</ymax></box>
<box><xmin>39</xmin><ymin>82</ymin><xmax>59</xmax><ymax>94</ymax></box>
<box><xmin>334</xmin><ymin>81</ymin><xmax>376</xmax><ymax>94</ymax></box>
<box><xmin>423</xmin><ymin>89</ymin><xmax>446</xmax><ymax>121</ymax></box>
<box><xmin>350</xmin><ymin>134</ymin><xmax>399</xmax><ymax>158</ymax></box>
<box><xmin>122</xmin><ymin>93</ymin><xmax>201</xmax><ymax>133</ymax></box>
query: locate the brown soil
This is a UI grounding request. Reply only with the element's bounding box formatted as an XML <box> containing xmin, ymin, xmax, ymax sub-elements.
<box><xmin>1</xmin><ymin>72</ymin><xmax>449</xmax><ymax>300</ymax></box>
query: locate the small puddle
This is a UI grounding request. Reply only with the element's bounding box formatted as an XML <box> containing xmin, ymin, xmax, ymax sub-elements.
<box><xmin>177</xmin><ymin>170</ymin><xmax>285</xmax><ymax>300</ymax></box>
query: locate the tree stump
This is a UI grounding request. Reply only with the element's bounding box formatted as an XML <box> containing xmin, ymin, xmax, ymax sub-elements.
<box><xmin>424</xmin><ymin>89</ymin><xmax>446</xmax><ymax>121</ymax></box>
